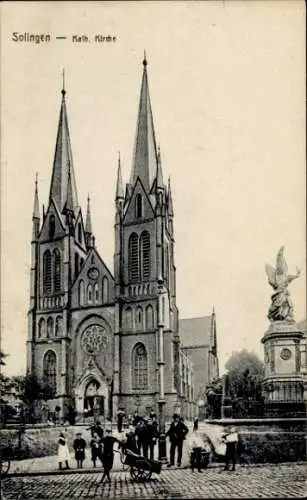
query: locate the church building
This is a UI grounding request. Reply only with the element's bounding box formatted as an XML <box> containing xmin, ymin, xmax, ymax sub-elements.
<box><xmin>27</xmin><ymin>57</ymin><xmax>219</xmax><ymax>421</ymax></box>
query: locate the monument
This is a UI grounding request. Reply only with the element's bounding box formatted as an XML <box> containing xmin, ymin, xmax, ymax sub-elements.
<box><xmin>261</xmin><ymin>246</ymin><xmax>305</xmax><ymax>416</ymax></box>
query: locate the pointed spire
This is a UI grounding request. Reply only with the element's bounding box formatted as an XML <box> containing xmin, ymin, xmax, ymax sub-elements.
<box><xmin>85</xmin><ymin>194</ymin><xmax>93</xmax><ymax>234</ymax></box>
<box><xmin>156</xmin><ymin>146</ymin><xmax>164</xmax><ymax>190</ymax></box>
<box><xmin>33</xmin><ymin>173</ymin><xmax>40</xmax><ymax>219</ymax></box>
<box><xmin>116</xmin><ymin>152</ymin><xmax>124</xmax><ymax>200</ymax></box>
<box><xmin>49</xmin><ymin>75</ymin><xmax>78</xmax><ymax>214</ymax></box>
<box><xmin>167</xmin><ymin>176</ymin><xmax>174</xmax><ymax>216</ymax></box>
<box><xmin>130</xmin><ymin>54</ymin><xmax>158</xmax><ymax>191</ymax></box>
<box><xmin>212</xmin><ymin>305</ymin><xmax>215</xmax><ymax>315</ymax></box>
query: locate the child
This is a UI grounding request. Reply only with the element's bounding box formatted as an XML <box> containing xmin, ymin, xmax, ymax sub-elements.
<box><xmin>57</xmin><ymin>432</ymin><xmax>70</xmax><ymax>470</ymax></box>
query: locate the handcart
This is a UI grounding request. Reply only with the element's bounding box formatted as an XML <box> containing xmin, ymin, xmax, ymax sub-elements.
<box><xmin>124</xmin><ymin>449</ymin><xmax>162</xmax><ymax>482</ymax></box>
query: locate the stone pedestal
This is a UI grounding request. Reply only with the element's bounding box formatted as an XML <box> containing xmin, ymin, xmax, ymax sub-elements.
<box><xmin>261</xmin><ymin>321</ymin><xmax>305</xmax><ymax>417</ymax></box>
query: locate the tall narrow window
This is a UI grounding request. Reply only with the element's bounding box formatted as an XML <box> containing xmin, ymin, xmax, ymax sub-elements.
<box><xmin>140</xmin><ymin>231</ymin><xmax>150</xmax><ymax>281</ymax></box>
<box><xmin>102</xmin><ymin>276</ymin><xmax>109</xmax><ymax>303</ymax></box>
<box><xmin>55</xmin><ymin>316</ymin><xmax>63</xmax><ymax>337</ymax></box>
<box><xmin>47</xmin><ymin>317</ymin><xmax>54</xmax><ymax>338</ymax></box>
<box><xmin>94</xmin><ymin>283</ymin><xmax>99</xmax><ymax>303</ymax></box>
<box><xmin>79</xmin><ymin>280</ymin><xmax>85</xmax><ymax>305</ymax></box>
<box><xmin>38</xmin><ymin>318</ymin><xmax>45</xmax><ymax>338</ymax></box>
<box><xmin>128</xmin><ymin>233</ymin><xmax>139</xmax><ymax>282</ymax></box>
<box><xmin>145</xmin><ymin>305</ymin><xmax>154</xmax><ymax>330</ymax></box>
<box><xmin>43</xmin><ymin>350</ymin><xmax>57</xmax><ymax>394</ymax></box>
<box><xmin>135</xmin><ymin>194</ymin><xmax>143</xmax><ymax>218</ymax></box>
<box><xmin>49</xmin><ymin>215</ymin><xmax>55</xmax><ymax>239</ymax></box>
<box><xmin>126</xmin><ymin>307</ymin><xmax>133</xmax><ymax>330</ymax></box>
<box><xmin>136</xmin><ymin>306</ymin><xmax>143</xmax><ymax>331</ymax></box>
<box><xmin>132</xmin><ymin>343</ymin><xmax>148</xmax><ymax>390</ymax></box>
<box><xmin>78</xmin><ymin>223</ymin><xmax>82</xmax><ymax>244</ymax></box>
<box><xmin>53</xmin><ymin>249</ymin><xmax>61</xmax><ymax>293</ymax></box>
<box><xmin>43</xmin><ymin>250</ymin><xmax>52</xmax><ymax>295</ymax></box>
<box><xmin>87</xmin><ymin>284</ymin><xmax>93</xmax><ymax>304</ymax></box>
<box><xmin>74</xmin><ymin>253</ymin><xmax>79</xmax><ymax>279</ymax></box>
<box><xmin>80</xmin><ymin>258</ymin><xmax>84</xmax><ymax>269</ymax></box>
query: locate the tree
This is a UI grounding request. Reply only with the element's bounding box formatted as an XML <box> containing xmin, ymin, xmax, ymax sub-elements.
<box><xmin>12</xmin><ymin>374</ymin><xmax>55</xmax><ymax>423</ymax></box>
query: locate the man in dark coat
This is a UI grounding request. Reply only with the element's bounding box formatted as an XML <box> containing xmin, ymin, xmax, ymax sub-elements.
<box><xmin>100</xmin><ymin>428</ymin><xmax>120</xmax><ymax>483</ymax></box>
<box><xmin>146</xmin><ymin>415</ymin><xmax>159</xmax><ymax>460</ymax></box>
<box><xmin>135</xmin><ymin>418</ymin><xmax>148</xmax><ymax>457</ymax></box>
<box><xmin>166</xmin><ymin>414</ymin><xmax>188</xmax><ymax>467</ymax></box>
<box><xmin>117</xmin><ymin>410</ymin><xmax>124</xmax><ymax>433</ymax></box>
<box><xmin>73</xmin><ymin>432</ymin><xmax>86</xmax><ymax>468</ymax></box>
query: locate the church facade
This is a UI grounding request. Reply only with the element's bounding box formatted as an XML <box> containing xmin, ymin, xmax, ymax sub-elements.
<box><xmin>27</xmin><ymin>58</ymin><xmax>218</xmax><ymax>421</ymax></box>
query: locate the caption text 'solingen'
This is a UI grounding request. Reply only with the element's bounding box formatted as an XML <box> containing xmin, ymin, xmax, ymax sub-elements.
<box><xmin>11</xmin><ymin>33</ymin><xmax>117</xmax><ymax>44</ymax></box>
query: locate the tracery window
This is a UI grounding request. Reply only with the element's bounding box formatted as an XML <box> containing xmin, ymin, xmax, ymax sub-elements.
<box><xmin>132</xmin><ymin>343</ymin><xmax>148</xmax><ymax>390</ymax></box>
<box><xmin>135</xmin><ymin>193</ymin><xmax>143</xmax><ymax>218</ymax></box>
<box><xmin>53</xmin><ymin>249</ymin><xmax>61</xmax><ymax>293</ymax></box>
<box><xmin>43</xmin><ymin>350</ymin><xmax>57</xmax><ymax>394</ymax></box>
<box><xmin>94</xmin><ymin>283</ymin><xmax>99</xmax><ymax>303</ymax></box>
<box><xmin>43</xmin><ymin>250</ymin><xmax>52</xmax><ymax>295</ymax></box>
<box><xmin>87</xmin><ymin>284</ymin><xmax>93</xmax><ymax>304</ymax></box>
<box><xmin>102</xmin><ymin>276</ymin><xmax>109</xmax><ymax>303</ymax></box>
<box><xmin>136</xmin><ymin>306</ymin><xmax>143</xmax><ymax>331</ymax></box>
<box><xmin>140</xmin><ymin>231</ymin><xmax>150</xmax><ymax>281</ymax></box>
<box><xmin>128</xmin><ymin>233</ymin><xmax>139</xmax><ymax>282</ymax></box>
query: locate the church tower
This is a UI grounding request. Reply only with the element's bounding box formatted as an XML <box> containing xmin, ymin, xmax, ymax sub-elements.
<box><xmin>113</xmin><ymin>56</ymin><xmax>180</xmax><ymax>420</ymax></box>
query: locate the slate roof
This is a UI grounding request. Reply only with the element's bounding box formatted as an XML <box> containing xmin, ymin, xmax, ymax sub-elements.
<box><xmin>179</xmin><ymin>316</ymin><xmax>212</xmax><ymax>348</ymax></box>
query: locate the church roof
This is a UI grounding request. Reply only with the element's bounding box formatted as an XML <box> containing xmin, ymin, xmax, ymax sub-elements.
<box><xmin>179</xmin><ymin>316</ymin><xmax>212</xmax><ymax>348</ymax></box>
<box><xmin>130</xmin><ymin>55</ymin><xmax>158</xmax><ymax>192</ymax></box>
<box><xmin>49</xmin><ymin>87</ymin><xmax>79</xmax><ymax>215</ymax></box>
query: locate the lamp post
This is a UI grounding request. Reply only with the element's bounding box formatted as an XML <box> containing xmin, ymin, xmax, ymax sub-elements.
<box><xmin>157</xmin><ymin>278</ymin><xmax>167</xmax><ymax>462</ymax></box>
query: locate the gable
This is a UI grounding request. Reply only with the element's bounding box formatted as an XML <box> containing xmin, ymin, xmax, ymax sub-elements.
<box><xmin>123</xmin><ymin>177</ymin><xmax>155</xmax><ymax>225</ymax></box>
<box><xmin>179</xmin><ymin>316</ymin><xmax>212</xmax><ymax>348</ymax></box>
<box><xmin>39</xmin><ymin>199</ymin><xmax>66</xmax><ymax>242</ymax></box>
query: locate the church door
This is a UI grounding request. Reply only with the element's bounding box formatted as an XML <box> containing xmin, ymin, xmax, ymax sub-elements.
<box><xmin>84</xmin><ymin>380</ymin><xmax>105</xmax><ymax>417</ymax></box>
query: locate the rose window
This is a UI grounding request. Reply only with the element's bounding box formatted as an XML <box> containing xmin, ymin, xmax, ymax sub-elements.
<box><xmin>81</xmin><ymin>325</ymin><xmax>107</xmax><ymax>355</ymax></box>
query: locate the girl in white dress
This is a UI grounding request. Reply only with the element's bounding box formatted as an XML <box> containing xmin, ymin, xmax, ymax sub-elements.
<box><xmin>58</xmin><ymin>432</ymin><xmax>70</xmax><ymax>470</ymax></box>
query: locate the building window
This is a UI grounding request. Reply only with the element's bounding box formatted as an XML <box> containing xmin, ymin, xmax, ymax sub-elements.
<box><xmin>145</xmin><ymin>305</ymin><xmax>154</xmax><ymax>330</ymax></box>
<box><xmin>49</xmin><ymin>215</ymin><xmax>55</xmax><ymax>239</ymax></box>
<box><xmin>87</xmin><ymin>284</ymin><xmax>93</xmax><ymax>304</ymax></box>
<box><xmin>136</xmin><ymin>306</ymin><xmax>143</xmax><ymax>331</ymax></box>
<box><xmin>74</xmin><ymin>253</ymin><xmax>79</xmax><ymax>279</ymax></box>
<box><xmin>94</xmin><ymin>283</ymin><xmax>99</xmax><ymax>303</ymax></box>
<box><xmin>78</xmin><ymin>223</ymin><xmax>82</xmax><ymax>244</ymax></box>
<box><xmin>43</xmin><ymin>250</ymin><xmax>52</xmax><ymax>295</ymax></box>
<box><xmin>38</xmin><ymin>318</ymin><xmax>45</xmax><ymax>338</ymax></box>
<box><xmin>132</xmin><ymin>343</ymin><xmax>148</xmax><ymax>390</ymax></box>
<box><xmin>128</xmin><ymin>233</ymin><xmax>139</xmax><ymax>282</ymax></box>
<box><xmin>47</xmin><ymin>317</ymin><xmax>54</xmax><ymax>338</ymax></box>
<box><xmin>43</xmin><ymin>350</ymin><xmax>57</xmax><ymax>394</ymax></box>
<box><xmin>53</xmin><ymin>249</ymin><xmax>61</xmax><ymax>293</ymax></box>
<box><xmin>126</xmin><ymin>307</ymin><xmax>133</xmax><ymax>330</ymax></box>
<box><xmin>55</xmin><ymin>316</ymin><xmax>63</xmax><ymax>337</ymax></box>
<box><xmin>135</xmin><ymin>193</ymin><xmax>143</xmax><ymax>218</ymax></box>
<box><xmin>140</xmin><ymin>231</ymin><xmax>150</xmax><ymax>281</ymax></box>
<box><xmin>102</xmin><ymin>276</ymin><xmax>109</xmax><ymax>303</ymax></box>
<box><xmin>79</xmin><ymin>280</ymin><xmax>85</xmax><ymax>306</ymax></box>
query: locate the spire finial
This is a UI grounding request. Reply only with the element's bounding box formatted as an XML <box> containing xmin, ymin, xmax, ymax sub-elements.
<box><xmin>87</xmin><ymin>192</ymin><xmax>90</xmax><ymax>203</ymax></box>
<box><xmin>61</xmin><ymin>68</ymin><xmax>66</xmax><ymax>96</ymax></box>
<box><xmin>143</xmin><ymin>50</ymin><xmax>147</xmax><ymax>67</ymax></box>
<box><xmin>35</xmin><ymin>172</ymin><xmax>38</xmax><ymax>187</ymax></box>
<box><xmin>212</xmin><ymin>305</ymin><xmax>215</xmax><ymax>315</ymax></box>
<box><xmin>118</xmin><ymin>150</ymin><xmax>121</xmax><ymax>165</ymax></box>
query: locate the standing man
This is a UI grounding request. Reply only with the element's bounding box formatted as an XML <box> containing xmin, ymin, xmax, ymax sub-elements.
<box><xmin>166</xmin><ymin>414</ymin><xmax>189</xmax><ymax>468</ymax></box>
<box><xmin>188</xmin><ymin>429</ymin><xmax>203</xmax><ymax>473</ymax></box>
<box><xmin>73</xmin><ymin>432</ymin><xmax>86</xmax><ymax>469</ymax></box>
<box><xmin>222</xmin><ymin>426</ymin><xmax>239</xmax><ymax>471</ymax></box>
<box><xmin>117</xmin><ymin>410</ymin><xmax>124</xmax><ymax>433</ymax></box>
<box><xmin>100</xmin><ymin>428</ymin><xmax>120</xmax><ymax>483</ymax></box>
<box><xmin>146</xmin><ymin>415</ymin><xmax>159</xmax><ymax>460</ymax></box>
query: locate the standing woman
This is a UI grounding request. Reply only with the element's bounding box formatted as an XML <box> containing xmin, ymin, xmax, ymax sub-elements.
<box><xmin>58</xmin><ymin>432</ymin><xmax>70</xmax><ymax>470</ymax></box>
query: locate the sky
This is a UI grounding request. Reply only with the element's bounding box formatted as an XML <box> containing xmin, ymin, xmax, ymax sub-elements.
<box><xmin>1</xmin><ymin>1</ymin><xmax>306</xmax><ymax>377</ymax></box>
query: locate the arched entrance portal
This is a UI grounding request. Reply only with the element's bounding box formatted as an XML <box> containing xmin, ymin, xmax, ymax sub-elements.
<box><xmin>84</xmin><ymin>380</ymin><xmax>105</xmax><ymax>417</ymax></box>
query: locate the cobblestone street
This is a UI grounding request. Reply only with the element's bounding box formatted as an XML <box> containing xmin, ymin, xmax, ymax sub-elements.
<box><xmin>2</xmin><ymin>463</ymin><xmax>305</xmax><ymax>499</ymax></box>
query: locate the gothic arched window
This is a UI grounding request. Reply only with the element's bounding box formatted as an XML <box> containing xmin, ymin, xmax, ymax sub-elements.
<box><xmin>135</xmin><ymin>193</ymin><xmax>143</xmax><ymax>218</ymax></box>
<box><xmin>55</xmin><ymin>316</ymin><xmax>63</xmax><ymax>337</ymax></box>
<box><xmin>49</xmin><ymin>215</ymin><xmax>55</xmax><ymax>239</ymax></box>
<box><xmin>94</xmin><ymin>283</ymin><xmax>99</xmax><ymax>303</ymax></box>
<box><xmin>74</xmin><ymin>253</ymin><xmax>79</xmax><ymax>279</ymax></box>
<box><xmin>53</xmin><ymin>249</ymin><xmax>61</xmax><ymax>293</ymax></box>
<box><xmin>43</xmin><ymin>350</ymin><xmax>57</xmax><ymax>394</ymax></box>
<box><xmin>140</xmin><ymin>231</ymin><xmax>150</xmax><ymax>281</ymax></box>
<box><xmin>132</xmin><ymin>343</ymin><xmax>148</xmax><ymax>390</ymax></box>
<box><xmin>47</xmin><ymin>317</ymin><xmax>54</xmax><ymax>338</ymax></box>
<box><xmin>102</xmin><ymin>276</ymin><xmax>109</xmax><ymax>303</ymax></box>
<box><xmin>128</xmin><ymin>233</ymin><xmax>139</xmax><ymax>282</ymax></box>
<box><xmin>79</xmin><ymin>280</ymin><xmax>85</xmax><ymax>305</ymax></box>
<box><xmin>126</xmin><ymin>307</ymin><xmax>133</xmax><ymax>331</ymax></box>
<box><xmin>136</xmin><ymin>306</ymin><xmax>143</xmax><ymax>331</ymax></box>
<box><xmin>145</xmin><ymin>305</ymin><xmax>154</xmax><ymax>330</ymax></box>
<box><xmin>43</xmin><ymin>250</ymin><xmax>52</xmax><ymax>295</ymax></box>
<box><xmin>38</xmin><ymin>318</ymin><xmax>45</xmax><ymax>338</ymax></box>
<box><xmin>87</xmin><ymin>284</ymin><xmax>93</xmax><ymax>304</ymax></box>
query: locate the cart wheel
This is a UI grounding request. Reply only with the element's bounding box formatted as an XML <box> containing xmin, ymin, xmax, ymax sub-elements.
<box><xmin>130</xmin><ymin>459</ymin><xmax>152</xmax><ymax>482</ymax></box>
<box><xmin>0</xmin><ymin>458</ymin><xmax>11</xmax><ymax>477</ymax></box>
